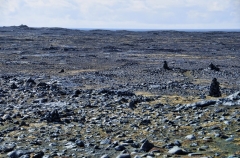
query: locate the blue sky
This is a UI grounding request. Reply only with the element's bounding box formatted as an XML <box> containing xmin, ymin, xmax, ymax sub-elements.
<box><xmin>0</xmin><ymin>0</ymin><xmax>239</xmax><ymax>29</ymax></box>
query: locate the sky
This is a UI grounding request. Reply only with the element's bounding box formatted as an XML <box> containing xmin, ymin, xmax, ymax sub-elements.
<box><xmin>0</xmin><ymin>0</ymin><xmax>240</xmax><ymax>29</ymax></box>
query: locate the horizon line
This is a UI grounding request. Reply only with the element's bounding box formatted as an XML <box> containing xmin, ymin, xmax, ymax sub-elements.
<box><xmin>1</xmin><ymin>25</ymin><xmax>240</xmax><ymax>32</ymax></box>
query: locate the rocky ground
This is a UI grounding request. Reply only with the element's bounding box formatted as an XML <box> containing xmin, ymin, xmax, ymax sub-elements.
<box><xmin>0</xmin><ymin>25</ymin><xmax>240</xmax><ymax>158</ymax></box>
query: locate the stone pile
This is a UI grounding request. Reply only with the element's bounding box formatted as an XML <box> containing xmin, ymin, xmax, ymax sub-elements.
<box><xmin>209</xmin><ymin>78</ymin><xmax>221</xmax><ymax>97</ymax></box>
<box><xmin>163</xmin><ymin>61</ymin><xmax>171</xmax><ymax>70</ymax></box>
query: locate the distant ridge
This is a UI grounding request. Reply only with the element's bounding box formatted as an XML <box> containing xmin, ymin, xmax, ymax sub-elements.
<box><xmin>1</xmin><ymin>25</ymin><xmax>239</xmax><ymax>32</ymax></box>
<box><xmin>70</xmin><ymin>28</ymin><xmax>240</xmax><ymax>32</ymax></box>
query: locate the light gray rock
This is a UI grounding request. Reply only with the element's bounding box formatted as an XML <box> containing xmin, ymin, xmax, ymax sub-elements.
<box><xmin>65</xmin><ymin>142</ymin><xmax>77</xmax><ymax>149</ymax></box>
<box><xmin>7</xmin><ymin>150</ymin><xmax>30</xmax><ymax>158</ymax></box>
<box><xmin>185</xmin><ymin>134</ymin><xmax>196</xmax><ymax>140</ymax></box>
<box><xmin>101</xmin><ymin>154</ymin><xmax>110</xmax><ymax>158</ymax></box>
<box><xmin>225</xmin><ymin>137</ymin><xmax>234</xmax><ymax>142</ymax></box>
<box><xmin>116</xmin><ymin>153</ymin><xmax>131</xmax><ymax>158</ymax></box>
<box><xmin>188</xmin><ymin>153</ymin><xmax>203</xmax><ymax>157</ymax></box>
<box><xmin>217</xmin><ymin>91</ymin><xmax>240</xmax><ymax>106</ymax></box>
<box><xmin>100</xmin><ymin>138</ymin><xmax>111</xmax><ymax>145</ymax></box>
<box><xmin>168</xmin><ymin>146</ymin><xmax>188</xmax><ymax>155</ymax></box>
<box><xmin>226</xmin><ymin>91</ymin><xmax>240</xmax><ymax>100</ymax></box>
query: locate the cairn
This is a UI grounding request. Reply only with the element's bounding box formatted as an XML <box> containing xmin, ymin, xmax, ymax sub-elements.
<box><xmin>163</xmin><ymin>61</ymin><xmax>171</xmax><ymax>70</ymax></box>
<box><xmin>209</xmin><ymin>78</ymin><xmax>221</xmax><ymax>97</ymax></box>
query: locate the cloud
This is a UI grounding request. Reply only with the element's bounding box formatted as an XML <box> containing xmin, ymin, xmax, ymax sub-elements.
<box><xmin>0</xmin><ymin>0</ymin><xmax>239</xmax><ymax>29</ymax></box>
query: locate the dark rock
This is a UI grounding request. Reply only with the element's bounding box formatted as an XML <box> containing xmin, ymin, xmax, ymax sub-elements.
<box><xmin>140</xmin><ymin>119</ymin><xmax>151</xmax><ymax>125</ymax></box>
<box><xmin>112</xmin><ymin>141</ymin><xmax>119</xmax><ymax>147</ymax></box>
<box><xmin>75</xmin><ymin>139</ymin><xmax>84</xmax><ymax>147</ymax></box>
<box><xmin>10</xmin><ymin>83</ymin><xmax>18</xmax><ymax>89</ymax></box>
<box><xmin>59</xmin><ymin>69</ymin><xmax>64</xmax><ymax>73</ymax></box>
<box><xmin>37</xmin><ymin>82</ymin><xmax>47</xmax><ymax>87</ymax></box>
<box><xmin>209</xmin><ymin>78</ymin><xmax>221</xmax><ymax>97</ymax></box>
<box><xmin>72</xmin><ymin>89</ymin><xmax>81</xmax><ymax>97</ymax></box>
<box><xmin>97</xmin><ymin>88</ymin><xmax>115</xmax><ymax>95</ymax></box>
<box><xmin>25</xmin><ymin>78</ymin><xmax>36</xmax><ymax>86</ymax></box>
<box><xmin>211</xmin><ymin>126</ymin><xmax>221</xmax><ymax>130</ymax></box>
<box><xmin>31</xmin><ymin>151</ymin><xmax>44</xmax><ymax>158</ymax></box>
<box><xmin>209</xmin><ymin>63</ymin><xmax>220</xmax><ymax>71</ymax></box>
<box><xmin>30</xmin><ymin>139</ymin><xmax>42</xmax><ymax>145</ymax></box>
<box><xmin>19</xmin><ymin>121</ymin><xmax>28</xmax><ymax>126</ymax></box>
<box><xmin>0</xmin><ymin>138</ymin><xmax>4</xmax><ymax>143</ymax></box>
<box><xmin>128</xmin><ymin>100</ymin><xmax>137</xmax><ymax>109</ymax></box>
<box><xmin>131</xmin><ymin>142</ymin><xmax>140</xmax><ymax>148</ymax></box>
<box><xmin>26</xmin><ymin>77</ymin><xmax>35</xmax><ymax>83</ymax></box>
<box><xmin>124</xmin><ymin>139</ymin><xmax>134</xmax><ymax>143</ymax></box>
<box><xmin>154</xmin><ymin>103</ymin><xmax>164</xmax><ymax>108</ymax></box>
<box><xmin>94</xmin><ymin>145</ymin><xmax>100</xmax><ymax>149</ymax></box>
<box><xmin>219</xmin><ymin>134</ymin><xmax>229</xmax><ymax>139</ymax></box>
<box><xmin>140</xmin><ymin>139</ymin><xmax>154</xmax><ymax>152</ymax></box>
<box><xmin>44</xmin><ymin>109</ymin><xmax>61</xmax><ymax>122</ymax></box>
<box><xmin>62</xmin><ymin>118</ymin><xmax>71</xmax><ymax>123</ymax></box>
<box><xmin>116</xmin><ymin>89</ymin><xmax>135</xmax><ymax>96</ymax></box>
<box><xmin>37</xmin><ymin>82</ymin><xmax>49</xmax><ymax>90</ymax></box>
<box><xmin>115</xmin><ymin>145</ymin><xmax>126</xmax><ymax>151</ymax></box>
<box><xmin>163</xmin><ymin>143</ymin><xmax>175</xmax><ymax>149</ymax></box>
<box><xmin>68</xmin><ymin>137</ymin><xmax>77</xmax><ymax>142</ymax></box>
<box><xmin>33</xmin><ymin>98</ymin><xmax>48</xmax><ymax>104</ymax></box>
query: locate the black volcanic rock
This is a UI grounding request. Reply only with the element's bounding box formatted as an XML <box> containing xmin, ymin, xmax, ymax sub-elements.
<box><xmin>140</xmin><ymin>139</ymin><xmax>154</xmax><ymax>152</ymax></box>
<box><xmin>209</xmin><ymin>63</ymin><xmax>220</xmax><ymax>71</ymax></box>
<box><xmin>44</xmin><ymin>109</ymin><xmax>61</xmax><ymax>122</ymax></box>
<box><xmin>59</xmin><ymin>69</ymin><xmax>64</xmax><ymax>73</ymax></box>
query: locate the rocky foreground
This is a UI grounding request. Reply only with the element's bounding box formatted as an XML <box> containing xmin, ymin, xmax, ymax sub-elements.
<box><xmin>0</xmin><ymin>75</ymin><xmax>240</xmax><ymax>158</ymax></box>
<box><xmin>0</xmin><ymin>26</ymin><xmax>240</xmax><ymax>157</ymax></box>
